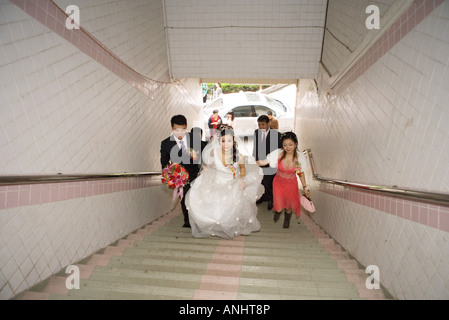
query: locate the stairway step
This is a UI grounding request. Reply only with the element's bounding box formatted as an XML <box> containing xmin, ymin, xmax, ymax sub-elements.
<box><xmin>92</xmin><ymin>265</ymin><xmax>203</xmax><ymax>282</ymax></box>
<box><xmin>88</xmin><ymin>268</ymin><xmax>239</xmax><ymax>293</ymax></box>
<box><xmin>149</xmin><ymin>224</ymin><xmax>316</xmax><ymax>238</ymax></box>
<box><xmin>107</xmin><ymin>254</ymin><xmax>343</xmax><ymax>273</ymax></box>
<box><xmin>86</xmin><ymin>253</ymin><xmax>112</xmax><ymax>266</ymax></box>
<box><xmin>88</xmin><ymin>270</ymin><xmax>201</xmax><ymax>290</ymax></box>
<box><xmin>145</xmin><ymin>233</ymin><xmax>323</xmax><ymax>247</ymax></box>
<box><xmin>121</xmin><ymin>243</ymin><xmax>334</xmax><ymax>260</ymax></box>
<box><xmin>238</xmin><ymin>281</ymin><xmax>360</xmax><ymax>299</ymax></box>
<box><xmin>106</xmin><ymin>256</ymin><xmax>208</xmax><ymax>275</ymax></box>
<box><xmin>239</xmin><ymin>277</ymin><xmax>358</xmax><ymax>290</ymax></box>
<box><xmin>40</xmin><ymin>276</ymin><xmax>69</xmax><ymax>295</ymax></box>
<box><xmin>14</xmin><ymin>291</ymin><xmax>51</xmax><ymax>300</ymax></box>
<box><xmin>117</xmin><ymin>248</ymin><xmax>341</xmax><ymax>269</ymax></box>
<box><xmin>133</xmin><ymin>241</ymin><xmax>332</xmax><ymax>257</ymax></box>
<box><xmin>97</xmin><ymin>257</ymin><xmax>350</xmax><ymax>286</ymax></box>
<box><xmin>240</xmin><ymin>266</ymin><xmax>348</xmax><ymax>282</ymax></box>
<box><xmin>91</xmin><ymin>263</ymin><xmax>350</xmax><ymax>285</ymax></box>
<box><xmin>50</xmin><ymin>282</ymin><xmax>190</xmax><ymax>300</ymax></box>
<box><xmin>63</xmin><ymin>278</ymin><xmax>195</xmax><ymax>300</ymax></box>
<box><xmin>236</xmin><ymin>292</ymin><xmax>363</xmax><ymax>300</ymax></box>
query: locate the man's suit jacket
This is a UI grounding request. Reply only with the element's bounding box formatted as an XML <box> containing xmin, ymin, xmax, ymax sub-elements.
<box><xmin>160</xmin><ymin>132</ymin><xmax>201</xmax><ymax>182</ymax></box>
<box><xmin>252</xmin><ymin>128</ymin><xmax>282</xmax><ymax>175</ymax></box>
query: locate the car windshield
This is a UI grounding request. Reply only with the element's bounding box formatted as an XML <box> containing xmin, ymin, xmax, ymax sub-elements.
<box><xmin>265</xmin><ymin>96</ymin><xmax>287</xmax><ymax>112</ymax></box>
<box><xmin>204</xmin><ymin>91</ymin><xmax>287</xmax><ymax>116</ymax></box>
<box><xmin>254</xmin><ymin>105</ymin><xmax>276</xmax><ymax>117</ymax></box>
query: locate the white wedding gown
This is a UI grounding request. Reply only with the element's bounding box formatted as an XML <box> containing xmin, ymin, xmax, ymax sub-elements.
<box><xmin>185</xmin><ymin>139</ymin><xmax>264</xmax><ymax>239</ymax></box>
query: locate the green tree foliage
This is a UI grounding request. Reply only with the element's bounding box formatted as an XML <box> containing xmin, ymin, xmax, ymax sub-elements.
<box><xmin>206</xmin><ymin>83</ymin><xmax>270</xmax><ymax>94</ymax></box>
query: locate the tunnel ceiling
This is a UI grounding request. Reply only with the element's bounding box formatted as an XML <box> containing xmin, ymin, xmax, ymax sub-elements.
<box><xmin>163</xmin><ymin>0</ymin><xmax>328</xmax><ymax>83</ymax></box>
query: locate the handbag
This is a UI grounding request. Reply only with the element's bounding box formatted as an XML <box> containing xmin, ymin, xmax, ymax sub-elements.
<box><xmin>300</xmin><ymin>193</ymin><xmax>315</xmax><ymax>213</ymax></box>
<box><xmin>296</xmin><ymin>174</ymin><xmax>315</xmax><ymax>213</ymax></box>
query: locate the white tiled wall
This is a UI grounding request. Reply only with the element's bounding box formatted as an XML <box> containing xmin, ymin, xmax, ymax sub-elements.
<box><xmin>0</xmin><ymin>185</ymin><xmax>175</xmax><ymax>299</ymax></box>
<box><xmin>296</xmin><ymin>2</ymin><xmax>449</xmax><ymax>299</ymax></box>
<box><xmin>164</xmin><ymin>0</ymin><xmax>327</xmax><ymax>80</ymax></box>
<box><xmin>54</xmin><ymin>0</ymin><xmax>168</xmax><ymax>79</ymax></box>
<box><xmin>0</xmin><ymin>0</ymin><xmax>202</xmax><ymax>299</ymax></box>
<box><xmin>322</xmin><ymin>0</ymin><xmax>396</xmax><ymax>76</ymax></box>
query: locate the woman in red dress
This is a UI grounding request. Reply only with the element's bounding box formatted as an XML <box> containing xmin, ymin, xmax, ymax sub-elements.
<box><xmin>257</xmin><ymin>132</ymin><xmax>311</xmax><ymax>228</ymax></box>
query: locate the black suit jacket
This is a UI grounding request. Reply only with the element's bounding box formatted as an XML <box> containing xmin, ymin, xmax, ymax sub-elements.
<box><xmin>160</xmin><ymin>132</ymin><xmax>201</xmax><ymax>182</ymax></box>
<box><xmin>252</xmin><ymin>128</ymin><xmax>282</xmax><ymax>175</ymax></box>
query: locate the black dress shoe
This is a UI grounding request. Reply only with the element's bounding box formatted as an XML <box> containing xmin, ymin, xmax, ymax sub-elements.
<box><xmin>267</xmin><ymin>201</ymin><xmax>273</xmax><ymax>210</ymax></box>
<box><xmin>183</xmin><ymin>222</ymin><xmax>191</xmax><ymax>228</ymax></box>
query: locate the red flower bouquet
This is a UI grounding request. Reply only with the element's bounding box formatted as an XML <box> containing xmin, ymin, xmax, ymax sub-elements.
<box><xmin>161</xmin><ymin>163</ymin><xmax>189</xmax><ymax>200</ymax></box>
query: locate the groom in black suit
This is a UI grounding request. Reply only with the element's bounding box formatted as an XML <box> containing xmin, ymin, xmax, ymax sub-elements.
<box><xmin>160</xmin><ymin>115</ymin><xmax>202</xmax><ymax>228</ymax></box>
<box><xmin>252</xmin><ymin>115</ymin><xmax>282</xmax><ymax>210</ymax></box>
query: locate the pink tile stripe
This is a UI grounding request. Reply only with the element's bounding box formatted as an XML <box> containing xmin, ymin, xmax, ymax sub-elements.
<box><xmin>10</xmin><ymin>0</ymin><xmax>170</xmax><ymax>98</ymax></box>
<box><xmin>194</xmin><ymin>236</ymin><xmax>246</xmax><ymax>300</ymax></box>
<box><xmin>333</xmin><ymin>0</ymin><xmax>444</xmax><ymax>93</ymax></box>
<box><xmin>319</xmin><ymin>183</ymin><xmax>449</xmax><ymax>233</ymax></box>
<box><xmin>0</xmin><ymin>176</ymin><xmax>161</xmax><ymax>209</ymax></box>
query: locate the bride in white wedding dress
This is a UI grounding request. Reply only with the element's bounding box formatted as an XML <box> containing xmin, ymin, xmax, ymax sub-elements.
<box><xmin>185</xmin><ymin>126</ymin><xmax>264</xmax><ymax>239</ymax></box>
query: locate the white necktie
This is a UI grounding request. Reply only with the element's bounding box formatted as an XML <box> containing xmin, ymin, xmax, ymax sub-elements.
<box><xmin>261</xmin><ymin>132</ymin><xmax>266</xmax><ymax>146</ymax></box>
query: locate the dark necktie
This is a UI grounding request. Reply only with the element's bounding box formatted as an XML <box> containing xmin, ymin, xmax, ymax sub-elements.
<box><xmin>179</xmin><ymin>140</ymin><xmax>187</xmax><ymax>154</ymax></box>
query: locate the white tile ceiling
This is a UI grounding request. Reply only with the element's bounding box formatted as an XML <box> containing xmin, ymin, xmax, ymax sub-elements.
<box><xmin>164</xmin><ymin>0</ymin><xmax>328</xmax><ymax>82</ymax></box>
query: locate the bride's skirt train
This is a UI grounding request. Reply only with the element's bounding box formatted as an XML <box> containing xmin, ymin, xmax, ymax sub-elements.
<box><xmin>185</xmin><ymin>162</ymin><xmax>264</xmax><ymax>239</ymax></box>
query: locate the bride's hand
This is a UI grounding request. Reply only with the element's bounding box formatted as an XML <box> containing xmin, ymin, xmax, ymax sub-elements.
<box><xmin>189</xmin><ymin>149</ymin><xmax>198</xmax><ymax>160</ymax></box>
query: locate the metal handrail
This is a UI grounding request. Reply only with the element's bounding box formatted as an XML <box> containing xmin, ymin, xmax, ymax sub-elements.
<box><xmin>0</xmin><ymin>172</ymin><xmax>162</xmax><ymax>186</ymax></box>
<box><xmin>304</xmin><ymin>149</ymin><xmax>449</xmax><ymax>206</ymax></box>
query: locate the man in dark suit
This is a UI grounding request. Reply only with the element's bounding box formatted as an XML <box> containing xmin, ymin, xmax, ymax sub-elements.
<box><xmin>252</xmin><ymin>115</ymin><xmax>282</xmax><ymax>210</ymax></box>
<box><xmin>160</xmin><ymin>115</ymin><xmax>202</xmax><ymax>228</ymax></box>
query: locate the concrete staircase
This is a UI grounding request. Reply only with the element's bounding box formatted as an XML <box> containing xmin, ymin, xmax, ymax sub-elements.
<box><xmin>13</xmin><ymin>204</ymin><xmax>390</xmax><ymax>300</ymax></box>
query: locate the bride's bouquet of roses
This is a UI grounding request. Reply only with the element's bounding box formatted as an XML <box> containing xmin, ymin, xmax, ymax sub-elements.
<box><xmin>161</xmin><ymin>163</ymin><xmax>189</xmax><ymax>201</ymax></box>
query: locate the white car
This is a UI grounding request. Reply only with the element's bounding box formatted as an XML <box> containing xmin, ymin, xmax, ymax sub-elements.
<box><xmin>203</xmin><ymin>91</ymin><xmax>294</xmax><ymax>137</ymax></box>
